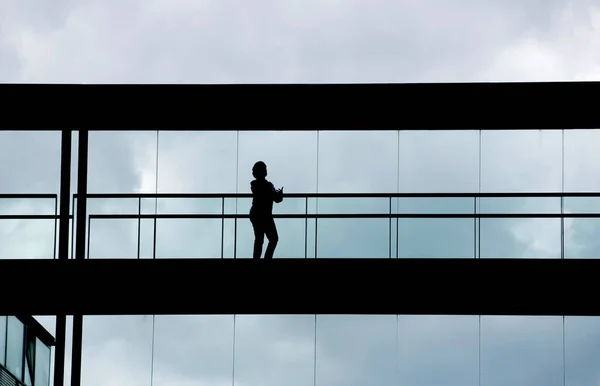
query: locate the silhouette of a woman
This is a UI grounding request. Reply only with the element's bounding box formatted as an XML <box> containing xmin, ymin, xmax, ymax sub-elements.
<box><xmin>249</xmin><ymin>161</ymin><xmax>283</xmax><ymax>259</ymax></box>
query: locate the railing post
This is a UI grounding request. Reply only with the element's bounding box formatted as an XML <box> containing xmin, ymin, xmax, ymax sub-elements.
<box><xmin>304</xmin><ymin>197</ymin><xmax>308</xmax><ymax>259</ymax></box>
<box><xmin>388</xmin><ymin>196</ymin><xmax>392</xmax><ymax>259</ymax></box>
<box><xmin>137</xmin><ymin>197</ymin><xmax>141</xmax><ymax>259</ymax></box>
<box><xmin>221</xmin><ymin>197</ymin><xmax>225</xmax><ymax>259</ymax></box>
<box><xmin>473</xmin><ymin>196</ymin><xmax>477</xmax><ymax>259</ymax></box>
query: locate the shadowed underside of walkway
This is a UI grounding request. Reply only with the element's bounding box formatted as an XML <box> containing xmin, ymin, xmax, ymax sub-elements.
<box><xmin>3</xmin><ymin>258</ymin><xmax>598</xmax><ymax>316</ymax></box>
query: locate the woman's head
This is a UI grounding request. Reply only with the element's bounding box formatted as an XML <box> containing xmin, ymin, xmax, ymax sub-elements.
<box><xmin>252</xmin><ymin>161</ymin><xmax>267</xmax><ymax>179</ymax></box>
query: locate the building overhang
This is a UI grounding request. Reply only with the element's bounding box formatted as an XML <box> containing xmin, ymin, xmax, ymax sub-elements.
<box><xmin>2</xmin><ymin>82</ymin><xmax>599</xmax><ymax>131</ymax></box>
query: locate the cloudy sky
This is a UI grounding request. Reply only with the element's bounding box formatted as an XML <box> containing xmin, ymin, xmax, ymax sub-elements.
<box><xmin>2</xmin><ymin>0</ymin><xmax>600</xmax><ymax>385</ymax></box>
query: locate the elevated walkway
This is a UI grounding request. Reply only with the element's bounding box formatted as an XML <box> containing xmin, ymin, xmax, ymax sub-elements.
<box><xmin>2</xmin><ymin>258</ymin><xmax>598</xmax><ymax>316</ymax></box>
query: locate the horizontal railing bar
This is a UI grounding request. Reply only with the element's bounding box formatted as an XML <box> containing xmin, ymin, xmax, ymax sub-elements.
<box><xmin>89</xmin><ymin>213</ymin><xmax>600</xmax><ymax>220</ymax></box>
<box><xmin>77</xmin><ymin>192</ymin><xmax>600</xmax><ymax>199</ymax></box>
<box><xmin>0</xmin><ymin>215</ymin><xmax>74</xmax><ymax>220</ymax></box>
<box><xmin>0</xmin><ymin>194</ymin><xmax>57</xmax><ymax>199</ymax></box>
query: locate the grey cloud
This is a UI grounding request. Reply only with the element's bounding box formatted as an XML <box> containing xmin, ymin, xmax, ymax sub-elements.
<box><xmin>3</xmin><ymin>0</ymin><xmax>599</xmax><ymax>83</ymax></box>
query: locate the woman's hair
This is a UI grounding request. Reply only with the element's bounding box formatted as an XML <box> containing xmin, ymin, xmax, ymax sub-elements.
<box><xmin>252</xmin><ymin>161</ymin><xmax>267</xmax><ymax>178</ymax></box>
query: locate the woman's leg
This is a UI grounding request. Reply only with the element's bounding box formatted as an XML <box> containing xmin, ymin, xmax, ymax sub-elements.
<box><xmin>263</xmin><ymin>217</ymin><xmax>279</xmax><ymax>259</ymax></box>
<box><xmin>251</xmin><ymin>217</ymin><xmax>265</xmax><ymax>259</ymax></box>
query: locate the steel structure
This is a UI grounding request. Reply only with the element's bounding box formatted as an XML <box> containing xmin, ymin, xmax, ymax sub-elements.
<box><xmin>1</xmin><ymin>82</ymin><xmax>599</xmax><ymax>385</ymax></box>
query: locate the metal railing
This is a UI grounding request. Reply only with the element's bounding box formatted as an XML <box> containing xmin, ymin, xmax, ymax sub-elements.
<box><xmin>0</xmin><ymin>194</ymin><xmax>61</xmax><ymax>259</ymax></box>
<box><xmin>74</xmin><ymin>192</ymin><xmax>600</xmax><ymax>259</ymax></box>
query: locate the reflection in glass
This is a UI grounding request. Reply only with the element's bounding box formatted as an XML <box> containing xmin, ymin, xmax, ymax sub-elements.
<box><xmin>0</xmin><ymin>219</ymin><xmax>56</xmax><ymax>259</ymax></box>
<box><xmin>564</xmin><ymin>219</ymin><xmax>600</xmax><ymax>258</ymax></box>
<box><xmin>24</xmin><ymin>330</ymin><xmax>35</xmax><ymax>385</ymax></box>
<box><xmin>565</xmin><ymin>316</ymin><xmax>600</xmax><ymax>386</ymax></box>
<box><xmin>480</xmin><ymin>316</ymin><xmax>563</xmax><ymax>386</ymax></box>
<box><xmin>0</xmin><ymin>316</ymin><xmax>5</xmax><ymax>366</ymax></box>
<box><xmin>398</xmin><ymin>315</ymin><xmax>478</xmax><ymax>386</ymax></box>
<box><xmin>6</xmin><ymin>316</ymin><xmax>24</xmax><ymax>381</ymax></box>
<box><xmin>152</xmin><ymin>316</ymin><xmax>234</xmax><ymax>386</ymax></box>
<box><xmin>564</xmin><ymin>129</ymin><xmax>600</xmax><ymax>192</ymax></box>
<box><xmin>82</xmin><ymin>316</ymin><xmax>154</xmax><ymax>386</ymax></box>
<box><xmin>88</xmin><ymin>219</ymin><xmax>139</xmax><ymax>258</ymax></box>
<box><xmin>0</xmin><ymin>131</ymin><xmax>62</xmax><ymax>194</ymax></box>
<box><xmin>234</xmin><ymin>315</ymin><xmax>314</xmax><ymax>386</ymax></box>
<box><xmin>88</xmin><ymin>131</ymin><xmax>158</xmax><ymax>193</ymax></box>
<box><xmin>478</xmin><ymin>197</ymin><xmax>561</xmax><ymax>214</ymax></box>
<box><xmin>316</xmin><ymin>315</ymin><xmax>397</xmax><ymax>386</ymax></box>
<box><xmin>157</xmin><ymin>131</ymin><xmax>238</xmax><ymax>193</ymax></box>
<box><xmin>35</xmin><ymin>339</ymin><xmax>51</xmax><ymax>386</ymax></box>
<box><xmin>398</xmin><ymin>219</ymin><xmax>474</xmax><ymax>258</ymax></box>
<box><xmin>318</xmin><ymin>131</ymin><xmax>398</xmax><ymax>193</ymax></box>
<box><xmin>479</xmin><ymin>219</ymin><xmax>561</xmax><ymax>258</ymax></box>
<box><xmin>399</xmin><ymin>130</ymin><xmax>480</xmax><ymax>193</ymax></box>
<box><xmin>317</xmin><ymin>219</ymin><xmax>389</xmax><ymax>258</ymax></box>
<box><xmin>480</xmin><ymin>130</ymin><xmax>562</xmax><ymax>192</ymax></box>
<box><xmin>155</xmin><ymin>219</ymin><xmax>222</xmax><ymax>258</ymax></box>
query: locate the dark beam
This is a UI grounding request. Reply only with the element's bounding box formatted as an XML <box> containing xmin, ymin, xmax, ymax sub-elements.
<box><xmin>70</xmin><ymin>130</ymin><xmax>88</xmax><ymax>386</ymax></box>
<box><xmin>54</xmin><ymin>129</ymin><xmax>71</xmax><ymax>386</ymax></box>
<box><xmin>2</xmin><ymin>82</ymin><xmax>600</xmax><ymax>130</ymax></box>
<box><xmin>3</xmin><ymin>258</ymin><xmax>598</xmax><ymax>316</ymax></box>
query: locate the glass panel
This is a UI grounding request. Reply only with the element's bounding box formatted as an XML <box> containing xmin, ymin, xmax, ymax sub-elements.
<box><xmin>478</xmin><ymin>197</ymin><xmax>561</xmax><ymax>214</ymax></box>
<box><xmin>398</xmin><ymin>130</ymin><xmax>480</xmax><ymax>193</ymax></box>
<box><xmin>236</xmin><ymin>218</ymin><xmax>307</xmax><ymax>259</ymax></box>
<box><xmin>238</xmin><ymin>131</ymin><xmax>318</xmax><ymax>194</ymax></box>
<box><xmin>564</xmin><ymin>197</ymin><xmax>600</xmax><ymax>258</ymax></box>
<box><xmin>155</xmin><ymin>219</ymin><xmax>222</xmax><ymax>258</ymax></box>
<box><xmin>317</xmin><ymin>219</ymin><xmax>389</xmax><ymax>258</ymax></box>
<box><xmin>564</xmin><ymin>218</ymin><xmax>600</xmax><ymax>258</ymax></box>
<box><xmin>0</xmin><ymin>219</ymin><xmax>56</xmax><ymax>259</ymax></box>
<box><xmin>6</xmin><ymin>316</ymin><xmax>24</xmax><ymax>381</ymax></box>
<box><xmin>139</xmin><ymin>219</ymin><xmax>156</xmax><ymax>259</ymax></box>
<box><xmin>157</xmin><ymin>131</ymin><xmax>238</xmax><ymax>193</ymax></box>
<box><xmin>24</xmin><ymin>329</ymin><xmax>35</xmax><ymax>386</ymax></box>
<box><xmin>318</xmin><ymin>131</ymin><xmax>398</xmax><ymax>193</ymax></box>
<box><xmin>88</xmin><ymin>131</ymin><xmax>159</xmax><ymax>193</ymax></box>
<box><xmin>0</xmin><ymin>316</ymin><xmax>6</xmax><ymax>366</ymax></box>
<box><xmin>35</xmin><ymin>339</ymin><xmax>51</xmax><ymax>386</ymax></box>
<box><xmin>480</xmin><ymin>130</ymin><xmax>562</xmax><ymax>192</ymax></box>
<box><xmin>88</xmin><ymin>219</ymin><xmax>139</xmax><ymax>258</ymax></box>
<box><xmin>317</xmin><ymin>197</ymin><xmax>391</xmax><ymax>215</ymax></box>
<box><xmin>397</xmin><ymin>197</ymin><xmax>474</xmax><ymax>214</ymax></box>
<box><xmin>0</xmin><ymin>198</ymin><xmax>56</xmax><ymax>216</ymax></box>
<box><xmin>82</xmin><ymin>316</ymin><xmax>153</xmax><ymax>385</ymax></box>
<box><xmin>398</xmin><ymin>315</ymin><xmax>478</xmax><ymax>386</ymax></box>
<box><xmin>564</xmin><ymin>129</ymin><xmax>600</xmax><ymax>192</ymax></box>
<box><xmin>315</xmin><ymin>315</ymin><xmax>397</xmax><ymax>386</ymax></box>
<box><xmin>87</xmin><ymin>198</ymin><xmax>140</xmax><ymax>215</ymax></box>
<box><xmin>31</xmin><ymin>316</ymin><xmax>55</xmax><ymax>386</ymax></box>
<box><xmin>564</xmin><ymin>196</ymin><xmax>600</xmax><ymax>214</ymax></box>
<box><xmin>398</xmin><ymin>219</ymin><xmax>474</xmax><ymax>258</ymax></box>
<box><xmin>153</xmin><ymin>316</ymin><xmax>234</xmax><ymax>386</ymax></box>
<box><xmin>479</xmin><ymin>218</ymin><xmax>561</xmax><ymax>258</ymax></box>
<box><xmin>0</xmin><ymin>131</ymin><xmax>61</xmax><ymax>194</ymax></box>
<box><xmin>565</xmin><ymin>316</ymin><xmax>600</xmax><ymax>386</ymax></box>
<box><xmin>234</xmin><ymin>315</ymin><xmax>314</xmax><ymax>386</ymax></box>
<box><xmin>156</xmin><ymin>198</ymin><xmax>223</xmax><ymax>215</ymax></box>
<box><xmin>480</xmin><ymin>316</ymin><xmax>563</xmax><ymax>386</ymax></box>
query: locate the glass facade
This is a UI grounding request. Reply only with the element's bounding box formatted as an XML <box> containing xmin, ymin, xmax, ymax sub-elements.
<box><xmin>0</xmin><ymin>317</ymin><xmax>53</xmax><ymax>386</ymax></box>
<box><xmin>73</xmin><ymin>315</ymin><xmax>600</xmax><ymax>386</ymax></box>
<box><xmin>3</xmin><ymin>129</ymin><xmax>600</xmax><ymax>260</ymax></box>
<box><xmin>2</xmin><ymin>129</ymin><xmax>599</xmax><ymax>385</ymax></box>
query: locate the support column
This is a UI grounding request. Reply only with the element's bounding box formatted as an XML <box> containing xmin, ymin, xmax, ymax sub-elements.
<box><xmin>53</xmin><ymin>129</ymin><xmax>72</xmax><ymax>386</ymax></box>
<box><xmin>70</xmin><ymin>130</ymin><xmax>88</xmax><ymax>386</ymax></box>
